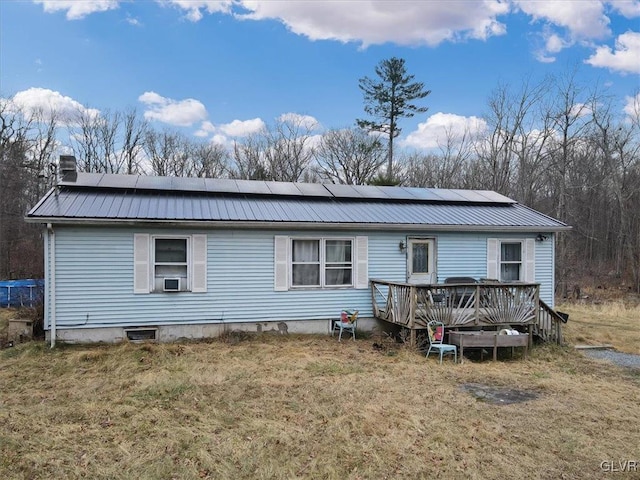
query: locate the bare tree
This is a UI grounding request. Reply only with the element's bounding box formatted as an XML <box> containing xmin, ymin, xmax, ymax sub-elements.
<box><xmin>589</xmin><ymin>93</ymin><xmax>640</xmax><ymax>289</ymax></box>
<box><xmin>120</xmin><ymin>108</ymin><xmax>148</xmax><ymax>174</ymax></box>
<box><xmin>314</xmin><ymin>128</ymin><xmax>385</xmax><ymax>184</ymax></box>
<box><xmin>544</xmin><ymin>71</ymin><xmax>594</xmax><ymax>294</ymax></box>
<box><xmin>0</xmin><ymin>99</ymin><xmax>55</xmax><ymax>278</ymax></box>
<box><xmin>189</xmin><ymin>142</ymin><xmax>228</xmax><ymax>178</ymax></box>
<box><xmin>230</xmin><ymin>134</ymin><xmax>269</xmax><ymax>180</ymax></box>
<box><xmin>69</xmin><ymin>108</ymin><xmax>147</xmax><ymax>174</ymax></box>
<box><xmin>144</xmin><ymin>130</ymin><xmax>191</xmax><ymax>177</ymax></box>
<box><xmin>230</xmin><ymin>115</ymin><xmax>317</xmax><ymax>182</ymax></box>
<box><xmin>475</xmin><ymin>79</ymin><xmax>549</xmax><ymax>195</ymax></box>
<box><xmin>144</xmin><ymin>129</ymin><xmax>228</xmax><ymax>178</ymax></box>
<box><xmin>264</xmin><ymin>115</ymin><xmax>317</xmax><ymax>182</ymax></box>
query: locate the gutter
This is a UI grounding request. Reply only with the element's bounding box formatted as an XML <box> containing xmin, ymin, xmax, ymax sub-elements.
<box><xmin>24</xmin><ymin>217</ymin><xmax>572</xmax><ymax>232</ymax></box>
<box><xmin>47</xmin><ymin>223</ymin><xmax>56</xmax><ymax>348</ymax></box>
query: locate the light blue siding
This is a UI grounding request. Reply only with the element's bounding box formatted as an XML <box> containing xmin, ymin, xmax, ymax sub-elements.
<box><xmin>435</xmin><ymin>232</ymin><xmax>489</xmax><ymax>281</ymax></box>
<box><xmin>50</xmin><ymin>227</ymin><xmax>555</xmax><ymax>330</ymax></box>
<box><xmin>535</xmin><ymin>234</ymin><xmax>555</xmax><ymax>307</ymax></box>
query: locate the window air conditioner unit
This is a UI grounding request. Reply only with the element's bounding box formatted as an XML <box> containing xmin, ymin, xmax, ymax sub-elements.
<box><xmin>163</xmin><ymin>278</ymin><xmax>180</xmax><ymax>292</ymax></box>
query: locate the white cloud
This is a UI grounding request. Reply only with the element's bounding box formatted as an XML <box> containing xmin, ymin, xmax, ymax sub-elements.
<box><xmin>163</xmin><ymin>0</ymin><xmax>233</xmax><ymax>22</ymax></box>
<box><xmin>210</xmin><ymin>134</ymin><xmax>228</xmax><ymax>145</ymax></box>
<box><xmin>138</xmin><ymin>91</ymin><xmax>208</xmax><ymax>127</ymax></box>
<box><xmin>513</xmin><ymin>1</ymin><xmax>638</xmax><ymax>63</ymax></box>
<box><xmin>125</xmin><ymin>15</ymin><xmax>142</xmax><ymax>26</ymax></box>
<box><xmin>219</xmin><ymin>118</ymin><xmax>266</xmax><ymax>136</ymax></box>
<box><xmin>236</xmin><ymin>1</ymin><xmax>510</xmax><ymax>46</ymax></box>
<box><xmin>515</xmin><ymin>1</ymin><xmax>611</xmax><ymax>40</ymax></box>
<box><xmin>194</xmin><ymin>121</ymin><xmax>216</xmax><ymax>137</ymax></box>
<box><xmin>586</xmin><ymin>31</ymin><xmax>640</xmax><ymax>74</ymax></box>
<box><xmin>277</xmin><ymin>113</ymin><xmax>320</xmax><ymax>130</ymax></box>
<box><xmin>608</xmin><ymin>0</ymin><xmax>640</xmax><ymax>18</ymax></box>
<box><xmin>403</xmin><ymin>112</ymin><xmax>487</xmax><ymax>149</ymax></box>
<box><xmin>623</xmin><ymin>92</ymin><xmax>640</xmax><ymax>118</ymax></box>
<box><xmin>534</xmin><ymin>29</ymin><xmax>570</xmax><ymax>63</ymax></box>
<box><xmin>194</xmin><ymin>118</ymin><xmax>265</xmax><ymax>140</ymax></box>
<box><xmin>8</xmin><ymin>87</ymin><xmax>100</xmax><ymax>123</ymax></box>
<box><xmin>34</xmin><ymin>0</ymin><xmax>119</xmax><ymax>19</ymax></box>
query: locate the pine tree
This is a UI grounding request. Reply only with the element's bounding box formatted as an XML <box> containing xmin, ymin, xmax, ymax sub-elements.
<box><xmin>357</xmin><ymin>57</ymin><xmax>430</xmax><ymax>182</ymax></box>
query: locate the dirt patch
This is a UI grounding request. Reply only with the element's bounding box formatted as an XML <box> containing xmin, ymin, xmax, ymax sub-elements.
<box><xmin>461</xmin><ymin>382</ymin><xmax>540</xmax><ymax>405</ymax></box>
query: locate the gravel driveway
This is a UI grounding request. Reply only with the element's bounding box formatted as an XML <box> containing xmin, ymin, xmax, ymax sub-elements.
<box><xmin>582</xmin><ymin>349</ymin><xmax>640</xmax><ymax>369</ymax></box>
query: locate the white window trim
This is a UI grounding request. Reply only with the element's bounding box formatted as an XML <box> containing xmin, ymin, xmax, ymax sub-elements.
<box><xmin>152</xmin><ymin>235</ymin><xmax>191</xmax><ymax>292</ymax></box>
<box><xmin>499</xmin><ymin>240</ymin><xmax>523</xmax><ymax>282</ymax></box>
<box><xmin>289</xmin><ymin>237</ymin><xmax>355</xmax><ymax>289</ymax></box>
<box><xmin>487</xmin><ymin>238</ymin><xmax>535</xmax><ymax>283</ymax></box>
<box><xmin>134</xmin><ymin>233</ymin><xmax>208</xmax><ymax>294</ymax></box>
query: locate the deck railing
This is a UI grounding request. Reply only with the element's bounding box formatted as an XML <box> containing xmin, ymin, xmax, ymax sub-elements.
<box><xmin>370</xmin><ymin>279</ymin><xmax>562</xmax><ymax>346</ymax></box>
<box><xmin>536</xmin><ymin>299</ymin><xmax>565</xmax><ymax>344</ymax></box>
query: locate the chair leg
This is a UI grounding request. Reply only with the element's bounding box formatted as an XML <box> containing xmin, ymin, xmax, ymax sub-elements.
<box><xmin>338</xmin><ymin>327</ymin><xmax>343</xmax><ymax>342</ymax></box>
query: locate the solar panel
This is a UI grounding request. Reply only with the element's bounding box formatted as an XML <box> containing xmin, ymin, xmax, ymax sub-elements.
<box><xmin>431</xmin><ymin>189</ymin><xmax>468</xmax><ymax>202</ymax></box>
<box><xmin>235</xmin><ymin>180</ymin><xmax>272</xmax><ymax>195</ymax></box>
<box><xmin>98</xmin><ymin>173</ymin><xmax>139</xmax><ymax>189</ymax></box>
<box><xmin>349</xmin><ymin>184</ymin><xmax>387</xmax><ymax>198</ymax></box>
<box><xmin>204</xmin><ymin>178</ymin><xmax>240</xmax><ymax>193</ymax></box>
<box><xmin>294</xmin><ymin>182</ymin><xmax>333</xmax><ymax>197</ymax></box>
<box><xmin>171</xmin><ymin>176</ymin><xmax>206</xmax><ymax>192</ymax></box>
<box><xmin>398</xmin><ymin>187</ymin><xmax>445</xmax><ymax>201</ymax></box>
<box><xmin>135</xmin><ymin>175</ymin><xmax>173</xmax><ymax>191</ymax></box>
<box><xmin>265</xmin><ymin>181</ymin><xmax>303</xmax><ymax>196</ymax></box>
<box><xmin>67</xmin><ymin>172</ymin><xmax>103</xmax><ymax>187</ymax></box>
<box><xmin>372</xmin><ymin>185</ymin><xmax>412</xmax><ymax>200</ymax></box>
<box><xmin>324</xmin><ymin>184</ymin><xmax>365</xmax><ymax>198</ymax></box>
<box><xmin>474</xmin><ymin>190</ymin><xmax>515</xmax><ymax>204</ymax></box>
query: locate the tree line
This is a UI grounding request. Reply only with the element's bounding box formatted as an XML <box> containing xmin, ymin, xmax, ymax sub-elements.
<box><xmin>1</xmin><ymin>63</ymin><xmax>638</xmax><ymax>293</ymax></box>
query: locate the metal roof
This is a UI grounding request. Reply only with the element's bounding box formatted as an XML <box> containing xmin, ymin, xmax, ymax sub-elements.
<box><xmin>27</xmin><ymin>174</ymin><xmax>571</xmax><ymax>231</ymax></box>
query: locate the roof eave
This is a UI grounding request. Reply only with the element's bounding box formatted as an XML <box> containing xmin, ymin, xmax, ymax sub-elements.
<box><xmin>24</xmin><ymin>216</ymin><xmax>572</xmax><ymax>232</ymax></box>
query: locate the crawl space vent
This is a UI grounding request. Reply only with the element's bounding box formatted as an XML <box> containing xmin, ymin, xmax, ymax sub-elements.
<box><xmin>125</xmin><ymin>328</ymin><xmax>158</xmax><ymax>342</ymax></box>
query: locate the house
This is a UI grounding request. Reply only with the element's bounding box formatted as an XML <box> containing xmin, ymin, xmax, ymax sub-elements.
<box><xmin>26</xmin><ymin>157</ymin><xmax>570</xmax><ymax>345</ymax></box>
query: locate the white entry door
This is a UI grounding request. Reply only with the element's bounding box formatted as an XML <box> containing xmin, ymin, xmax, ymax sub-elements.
<box><xmin>407</xmin><ymin>238</ymin><xmax>436</xmax><ymax>284</ymax></box>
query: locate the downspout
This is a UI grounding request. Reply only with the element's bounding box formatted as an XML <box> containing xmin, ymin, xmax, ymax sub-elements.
<box><xmin>47</xmin><ymin>223</ymin><xmax>56</xmax><ymax>348</ymax></box>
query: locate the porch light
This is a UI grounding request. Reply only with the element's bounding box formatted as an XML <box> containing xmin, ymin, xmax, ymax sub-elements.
<box><xmin>536</xmin><ymin>234</ymin><xmax>548</xmax><ymax>242</ymax></box>
<box><xmin>399</xmin><ymin>241</ymin><xmax>406</xmax><ymax>252</ymax></box>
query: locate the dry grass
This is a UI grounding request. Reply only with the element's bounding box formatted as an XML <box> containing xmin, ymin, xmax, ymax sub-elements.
<box><xmin>560</xmin><ymin>301</ymin><xmax>640</xmax><ymax>354</ymax></box>
<box><xmin>1</xmin><ymin>329</ymin><xmax>639</xmax><ymax>480</ymax></box>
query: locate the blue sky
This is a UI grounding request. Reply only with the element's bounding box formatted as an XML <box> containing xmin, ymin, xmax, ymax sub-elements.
<box><xmin>1</xmin><ymin>1</ymin><xmax>639</xmax><ymax>150</ymax></box>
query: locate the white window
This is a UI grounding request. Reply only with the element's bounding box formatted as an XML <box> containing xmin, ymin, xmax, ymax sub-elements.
<box><xmin>133</xmin><ymin>233</ymin><xmax>207</xmax><ymax>294</ymax></box>
<box><xmin>487</xmin><ymin>238</ymin><xmax>535</xmax><ymax>283</ymax></box>
<box><xmin>500</xmin><ymin>242</ymin><xmax>522</xmax><ymax>281</ymax></box>
<box><xmin>274</xmin><ymin>235</ymin><xmax>368</xmax><ymax>291</ymax></box>
<box><xmin>154</xmin><ymin>237</ymin><xmax>189</xmax><ymax>292</ymax></box>
<box><xmin>291</xmin><ymin>238</ymin><xmax>353</xmax><ymax>288</ymax></box>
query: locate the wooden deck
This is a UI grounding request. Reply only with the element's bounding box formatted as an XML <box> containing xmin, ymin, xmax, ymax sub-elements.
<box><xmin>370</xmin><ymin>279</ymin><xmax>564</xmax><ymax>348</ymax></box>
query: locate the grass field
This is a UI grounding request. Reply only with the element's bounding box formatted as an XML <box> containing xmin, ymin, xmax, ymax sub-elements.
<box><xmin>559</xmin><ymin>301</ymin><xmax>639</xmax><ymax>354</ymax></box>
<box><xmin>0</xmin><ymin>304</ymin><xmax>639</xmax><ymax>480</ymax></box>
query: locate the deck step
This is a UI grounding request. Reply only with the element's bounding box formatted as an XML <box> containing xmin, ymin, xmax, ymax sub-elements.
<box><xmin>574</xmin><ymin>344</ymin><xmax>614</xmax><ymax>350</ymax></box>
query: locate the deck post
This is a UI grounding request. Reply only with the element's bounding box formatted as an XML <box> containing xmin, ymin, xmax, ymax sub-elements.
<box><xmin>475</xmin><ymin>284</ymin><xmax>480</xmax><ymax>325</ymax></box>
<box><xmin>409</xmin><ymin>285</ymin><xmax>416</xmax><ymax>348</ymax></box>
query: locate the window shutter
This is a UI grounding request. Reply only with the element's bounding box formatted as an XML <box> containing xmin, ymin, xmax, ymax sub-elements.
<box><xmin>487</xmin><ymin>238</ymin><xmax>499</xmax><ymax>280</ymax></box>
<box><xmin>133</xmin><ymin>233</ymin><xmax>150</xmax><ymax>294</ymax></box>
<box><xmin>274</xmin><ymin>236</ymin><xmax>289</xmax><ymax>291</ymax></box>
<box><xmin>191</xmin><ymin>234</ymin><xmax>207</xmax><ymax>293</ymax></box>
<box><xmin>355</xmin><ymin>236</ymin><xmax>369</xmax><ymax>289</ymax></box>
<box><xmin>524</xmin><ymin>238</ymin><xmax>536</xmax><ymax>282</ymax></box>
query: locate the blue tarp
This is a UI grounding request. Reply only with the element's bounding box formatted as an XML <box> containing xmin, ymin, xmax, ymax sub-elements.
<box><xmin>0</xmin><ymin>279</ymin><xmax>44</xmax><ymax>308</ymax></box>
